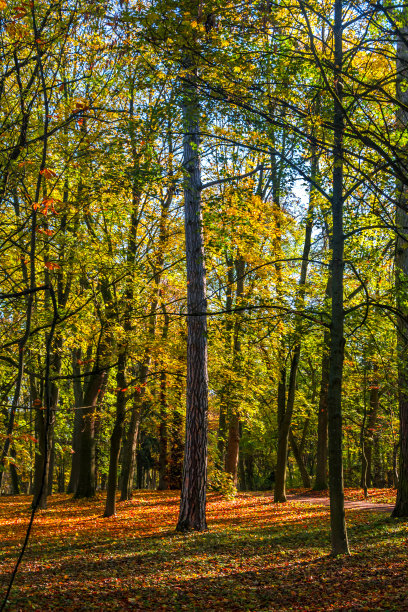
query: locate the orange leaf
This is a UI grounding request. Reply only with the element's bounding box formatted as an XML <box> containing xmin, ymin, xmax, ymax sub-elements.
<box><xmin>40</xmin><ymin>168</ymin><xmax>57</xmax><ymax>180</ymax></box>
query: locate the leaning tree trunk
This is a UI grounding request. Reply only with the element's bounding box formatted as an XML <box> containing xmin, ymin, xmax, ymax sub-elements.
<box><xmin>327</xmin><ymin>0</ymin><xmax>350</xmax><ymax>555</ymax></box>
<box><xmin>392</xmin><ymin>22</ymin><xmax>408</xmax><ymax>518</ymax></box>
<box><xmin>176</xmin><ymin>46</ymin><xmax>209</xmax><ymax>532</ymax></box>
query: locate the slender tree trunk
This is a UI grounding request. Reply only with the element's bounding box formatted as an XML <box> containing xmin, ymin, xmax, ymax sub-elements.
<box><xmin>32</xmin><ymin>341</ymin><xmax>60</xmax><ymax>509</ymax></box>
<box><xmin>47</xmin><ymin>440</ymin><xmax>55</xmax><ymax>496</ymax></box>
<box><xmin>361</xmin><ymin>364</ymin><xmax>379</xmax><ymax>490</ymax></box>
<box><xmin>225</xmin><ymin>256</ymin><xmax>245</xmax><ymax>486</ymax></box>
<box><xmin>314</xmin><ymin>327</ymin><xmax>330</xmax><ymax>490</ymax></box>
<box><xmin>9</xmin><ymin>448</ymin><xmax>20</xmax><ymax>495</ymax></box>
<box><xmin>176</xmin><ymin>47</ymin><xmax>208</xmax><ymax>532</ymax></box>
<box><xmin>216</xmin><ymin>260</ymin><xmax>234</xmax><ymax>468</ymax></box>
<box><xmin>158</xmin><ymin>370</ymin><xmax>169</xmax><ymax>490</ymax></box>
<box><xmin>327</xmin><ymin>0</ymin><xmax>349</xmax><ymax>555</ymax></box>
<box><xmin>169</xmin><ymin>396</ymin><xmax>184</xmax><ymax>490</ymax></box>
<box><xmin>225</xmin><ymin>413</ymin><xmax>240</xmax><ymax>486</ymax></box>
<box><xmin>67</xmin><ymin>348</ymin><xmax>85</xmax><ymax>494</ymax></box>
<box><xmin>274</xmin><ymin>136</ymin><xmax>317</xmax><ymax>502</ymax></box>
<box><xmin>275</xmin><ymin>352</ymin><xmax>299</xmax><ymax>501</ymax></box>
<box><xmin>120</xmin><ymin>367</ymin><xmax>146</xmax><ymax>500</ymax></box>
<box><xmin>289</xmin><ymin>425</ymin><xmax>311</xmax><ymax>488</ymax></box>
<box><xmin>238</xmin><ymin>448</ymin><xmax>246</xmax><ymax>491</ymax></box>
<box><xmin>393</xmin><ymin>23</ymin><xmax>408</xmax><ymax>518</ymax></box>
<box><xmin>119</xmin><ymin>177</ymin><xmax>171</xmax><ymax>500</ymax></box>
<box><xmin>104</xmin><ymin>352</ymin><xmax>127</xmax><ymax>516</ymax></box>
<box><xmin>274</xmin><ymin>368</ymin><xmax>287</xmax><ymax>501</ymax></box>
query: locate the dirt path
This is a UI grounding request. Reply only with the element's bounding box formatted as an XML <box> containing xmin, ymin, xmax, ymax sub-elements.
<box><xmin>287</xmin><ymin>493</ymin><xmax>394</xmax><ymax>513</ymax></box>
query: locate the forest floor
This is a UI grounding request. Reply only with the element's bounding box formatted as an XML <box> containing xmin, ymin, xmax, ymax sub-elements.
<box><xmin>0</xmin><ymin>488</ymin><xmax>406</xmax><ymax>611</ymax></box>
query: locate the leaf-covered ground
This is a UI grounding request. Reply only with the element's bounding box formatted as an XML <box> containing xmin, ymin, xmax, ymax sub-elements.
<box><xmin>0</xmin><ymin>489</ymin><xmax>406</xmax><ymax>611</ymax></box>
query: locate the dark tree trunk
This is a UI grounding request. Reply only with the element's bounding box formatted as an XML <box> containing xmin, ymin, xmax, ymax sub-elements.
<box><xmin>245</xmin><ymin>453</ymin><xmax>254</xmax><ymax>491</ymax></box>
<box><xmin>67</xmin><ymin>348</ymin><xmax>85</xmax><ymax>494</ymax></box>
<box><xmin>225</xmin><ymin>413</ymin><xmax>240</xmax><ymax>486</ymax></box>
<box><xmin>176</xmin><ymin>48</ymin><xmax>208</xmax><ymax>532</ymax></box>
<box><xmin>274</xmin><ymin>136</ymin><xmax>317</xmax><ymax>502</ymax></box>
<box><xmin>169</xmin><ymin>406</ymin><xmax>184</xmax><ymax>490</ymax></box>
<box><xmin>104</xmin><ymin>351</ymin><xmax>127</xmax><ymax>516</ymax></box>
<box><xmin>393</xmin><ymin>24</ymin><xmax>408</xmax><ymax>518</ymax></box>
<box><xmin>225</xmin><ymin>256</ymin><xmax>245</xmax><ymax>486</ymax></box>
<box><xmin>217</xmin><ymin>404</ymin><xmax>227</xmax><ymax>470</ymax></box>
<box><xmin>158</xmin><ymin>370</ymin><xmax>169</xmax><ymax>490</ymax></box>
<box><xmin>216</xmin><ymin>259</ymin><xmax>234</xmax><ymax>469</ymax></box>
<box><xmin>47</xmin><ymin>440</ymin><xmax>55</xmax><ymax>496</ymax></box>
<box><xmin>120</xmin><ymin>370</ymin><xmax>145</xmax><ymax>500</ymax></box>
<box><xmin>238</xmin><ymin>449</ymin><xmax>246</xmax><ymax>491</ymax></box>
<box><xmin>327</xmin><ymin>0</ymin><xmax>349</xmax><ymax>555</ymax></box>
<box><xmin>314</xmin><ymin>326</ymin><xmax>330</xmax><ymax>490</ymax></box>
<box><xmin>361</xmin><ymin>365</ymin><xmax>379</xmax><ymax>491</ymax></box>
<box><xmin>31</xmin><ymin>344</ymin><xmax>60</xmax><ymax>509</ymax></box>
<box><xmin>74</xmin><ymin>370</ymin><xmax>106</xmax><ymax>498</ymax></box>
<box><xmin>289</xmin><ymin>424</ymin><xmax>311</xmax><ymax>488</ymax></box>
<box><xmin>9</xmin><ymin>448</ymin><xmax>20</xmax><ymax>495</ymax></box>
<box><xmin>274</xmin><ymin>369</ymin><xmax>287</xmax><ymax>501</ymax></box>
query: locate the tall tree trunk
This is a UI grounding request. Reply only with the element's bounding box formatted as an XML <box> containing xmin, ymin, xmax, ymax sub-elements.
<box><xmin>158</xmin><ymin>370</ymin><xmax>169</xmax><ymax>490</ymax></box>
<box><xmin>74</xmin><ymin>369</ymin><xmax>106</xmax><ymax>498</ymax></box>
<box><xmin>158</xmin><ymin>310</ymin><xmax>170</xmax><ymax>491</ymax></box>
<box><xmin>274</xmin><ymin>368</ymin><xmax>287</xmax><ymax>501</ymax></box>
<box><xmin>120</xmin><ymin>365</ymin><xmax>147</xmax><ymax>500</ymax></box>
<box><xmin>216</xmin><ymin>259</ymin><xmax>234</xmax><ymax>469</ymax></box>
<box><xmin>67</xmin><ymin>348</ymin><xmax>85</xmax><ymax>494</ymax></box>
<box><xmin>119</xmin><ymin>171</ymin><xmax>171</xmax><ymax>500</ymax></box>
<box><xmin>104</xmin><ymin>351</ymin><xmax>127</xmax><ymax>516</ymax></box>
<box><xmin>393</xmin><ymin>22</ymin><xmax>408</xmax><ymax>518</ymax></box>
<box><xmin>327</xmin><ymin>0</ymin><xmax>350</xmax><ymax>555</ymax></box>
<box><xmin>47</xmin><ymin>440</ymin><xmax>55</xmax><ymax>496</ymax></box>
<box><xmin>273</xmin><ymin>142</ymin><xmax>317</xmax><ymax>502</ymax></box>
<box><xmin>32</xmin><ymin>337</ymin><xmax>61</xmax><ymax>509</ymax></box>
<box><xmin>361</xmin><ymin>364</ymin><xmax>379</xmax><ymax>490</ymax></box>
<box><xmin>169</xmin><ymin>387</ymin><xmax>184</xmax><ymax>490</ymax></box>
<box><xmin>9</xmin><ymin>448</ymin><xmax>20</xmax><ymax>495</ymax></box>
<box><xmin>314</xmin><ymin>327</ymin><xmax>330</xmax><ymax>490</ymax></box>
<box><xmin>176</xmin><ymin>44</ymin><xmax>208</xmax><ymax>532</ymax></box>
<box><xmin>225</xmin><ymin>256</ymin><xmax>245</xmax><ymax>486</ymax></box>
<box><xmin>289</xmin><ymin>422</ymin><xmax>311</xmax><ymax>488</ymax></box>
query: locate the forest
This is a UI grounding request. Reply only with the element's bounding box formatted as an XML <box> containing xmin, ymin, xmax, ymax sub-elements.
<box><xmin>0</xmin><ymin>0</ymin><xmax>408</xmax><ymax>609</ymax></box>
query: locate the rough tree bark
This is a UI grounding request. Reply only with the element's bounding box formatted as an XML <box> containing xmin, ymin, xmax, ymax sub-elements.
<box><xmin>327</xmin><ymin>0</ymin><xmax>350</xmax><ymax>555</ymax></box>
<box><xmin>393</xmin><ymin>21</ymin><xmax>408</xmax><ymax>517</ymax></box>
<box><xmin>176</xmin><ymin>38</ymin><xmax>209</xmax><ymax>531</ymax></box>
